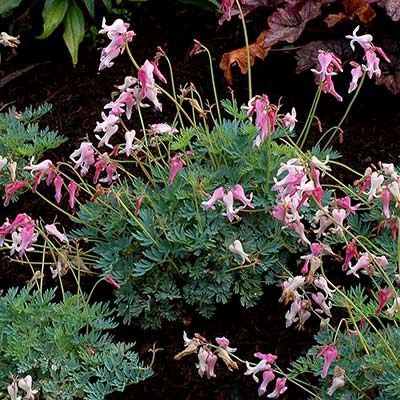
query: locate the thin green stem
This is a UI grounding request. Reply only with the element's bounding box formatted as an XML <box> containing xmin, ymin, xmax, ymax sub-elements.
<box><xmin>322</xmin><ymin>72</ymin><xmax>366</xmax><ymax>152</ymax></box>
<box><xmin>235</xmin><ymin>0</ymin><xmax>252</xmax><ymax>100</ymax></box>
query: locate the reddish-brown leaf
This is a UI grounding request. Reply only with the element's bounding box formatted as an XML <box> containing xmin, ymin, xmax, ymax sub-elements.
<box><xmin>324</xmin><ymin>12</ymin><xmax>347</xmax><ymax>28</ymax></box>
<box><xmin>343</xmin><ymin>0</ymin><xmax>376</xmax><ymax>23</ymax></box>
<box><xmin>263</xmin><ymin>0</ymin><xmax>322</xmax><ymax>48</ymax></box>
<box><xmin>219</xmin><ymin>30</ymin><xmax>270</xmax><ymax>84</ymax></box>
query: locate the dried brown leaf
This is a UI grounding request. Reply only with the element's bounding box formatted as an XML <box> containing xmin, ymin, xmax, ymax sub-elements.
<box><xmin>324</xmin><ymin>12</ymin><xmax>347</xmax><ymax>28</ymax></box>
<box><xmin>219</xmin><ymin>30</ymin><xmax>270</xmax><ymax>84</ymax></box>
<box><xmin>343</xmin><ymin>0</ymin><xmax>376</xmax><ymax>23</ymax></box>
<box><xmin>264</xmin><ymin>0</ymin><xmax>322</xmax><ymax>48</ymax></box>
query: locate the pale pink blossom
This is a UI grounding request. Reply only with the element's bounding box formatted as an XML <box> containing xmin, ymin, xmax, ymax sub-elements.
<box><xmin>258</xmin><ymin>369</ymin><xmax>276</xmax><ymax>397</ymax></box>
<box><xmin>366</xmin><ymin>171</ymin><xmax>384</xmax><ymax>201</ymax></box>
<box><xmin>4</xmin><ymin>180</ymin><xmax>26</xmax><ymax>207</ymax></box>
<box><xmin>267</xmin><ymin>377</ymin><xmax>287</xmax><ymax>399</ymax></box>
<box><xmin>94</xmin><ymin>112</ymin><xmax>120</xmax><ymax>148</ymax></box>
<box><xmin>150</xmin><ymin>123</ymin><xmax>178</xmax><ymax>135</ymax></box>
<box><xmin>228</xmin><ymin>239</ymin><xmax>251</xmax><ymax>264</ymax></box>
<box><xmin>68</xmin><ymin>181</ymin><xmax>78</xmax><ymax>208</ymax></box>
<box><xmin>215</xmin><ymin>336</ymin><xmax>237</xmax><ymax>352</ymax></box>
<box><xmin>24</xmin><ymin>159</ymin><xmax>56</xmax><ymax>184</ymax></box>
<box><xmin>363</xmin><ymin>49</ymin><xmax>381</xmax><ymax>79</ymax></box>
<box><xmin>98</xmin><ymin>18</ymin><xmax>135</xmax><ymax>70</ymax></box>
<box><xmin>381</xmin><ymin>188</ymin><xmax>392</xmax><ymax>218</ymax></box>
<box><xmin>168</xmin><ymin>154</ymin><xmax>185</xmax><ymax>186</ymax></box>
<box><xmin>231</xmin><ymin>184</ymin><xmax>254</xmax><ymax>208</ymax></box>
<box><xmin>119</xmin><ymin>129</ymin><xmax>139</xmax><ymax>156</ymax></box>
<box><xmin>312</xmin><ymin>291</ymin><xmax>332</xmax><ymax>317</ymax></box>
<box><xmin>346</xmin><ymin>253</ymin><xmax>371</xmax><ymax>278</ymax></box>
<box><xmin>336</xmin><ymin>196</ymin><xmax>361</xmax><ymax>215</ymax></box>
<box><xmin>201</xmin><ymin>187</ymin><xmax>225</xmax><ymax>210</ymax></box>
<box><xmin>318</xmin><ymin>345</ymin><xmax>339</xmax><ymax>378</ymax></box>
<box><xmin>70</xmin><ymin>142</ymin><xmax>96</xmax><ymax>176</ymax></box>
<box><xmin>314</xmin><ymin>276</ymin><xmax>335</xmax><ymax>299</ymax></box>
<box><xmin>327</xmin><ymin>367</ymin><xmax>345</xmax><ymax>396</ymax></box>
<box><xmin>345</xmin><ymin>26</ymin><xmax>373</xmax><ymax>51</ymax></box>
<box><xmin>281</xmin><ymin>107</ymin><xmax>297</xmax><ymax>132</ymax></box>
<box><xmin>348</xmin><ymin>62</ymin><xmax>363</xmax><ymax>93</ymax></box>
<box><xmin>54</xmin><ymin>175</ymin><xmax>64</xmax><ymax>203</ymax></box>
<box><xmin>18</xmin><ymin>375</ymin><xmax>39</xmax><ymax>400</ymax></box>
<box><xmin>244</xmin><ymin>359</ymin><xmax>270</xmax><ymax>382</ymax></box>
<box><xmin>138</xmin><ymin>60</ymin><xmax>163</xmax><ymax>111</ymax></box>
<box><xmin>45</xmin><ymin>224</ymin><xmax>69</xmax><ymax>244</ymax></box>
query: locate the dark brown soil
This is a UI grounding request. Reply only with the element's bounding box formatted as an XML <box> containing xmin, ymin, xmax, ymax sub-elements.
<box><xmin>1</xmin><ymin>1</ymin><xmax>400</xmax><ymax>399</ymax></box>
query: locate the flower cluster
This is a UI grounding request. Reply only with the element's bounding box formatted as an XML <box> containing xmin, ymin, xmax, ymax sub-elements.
<box><xmin>98</xmin><ymin>18</ymin><xmax>135</xmax><ymax>70</ymax></box>
<box><xmin>202</xmin><ymin>184</ymin><xmax>254</xmax><ymax>222</ymax></box>
<box><xmin>8</xmin><ymin>375</ymin><xmax>39</xmax><ymax>400</ymax></box>
<box><xmin>271</xmin><ymin>156</ymin><xmax>329</xmax><ymax>245</ymax></box>
<box><xmin>311</xmin><ymin>26</ymin><xmax>390</xmax><ymax>100</ymax></box>
<box><xmin>346</xmin><ymin>25</ymin><xmax>390</xmax><ymax>91</ymax></box>
<box><xmin>174</xmin><ymin>333</ymin><xmax>287</xmax><ymax>398</ymax></box>
<box><xmin>23</xmin><ymin>158</ymin><xmax>78</xmax><ymax>208</ymax></box>
<box><xmin>0</xmin><ymin>213</ymin><xmax>37</xmax><ymax>257</ymax></box>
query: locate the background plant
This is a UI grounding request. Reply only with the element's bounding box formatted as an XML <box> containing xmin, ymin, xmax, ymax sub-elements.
<box><xmin>0</xmin><ymin>103</ymin><xmax>66</xmax><ymax>205</ymax></box>
<box><xmin>0</xmin><ymin>286</ymin><xmax>153</xmax><ymax>400</ymax></box>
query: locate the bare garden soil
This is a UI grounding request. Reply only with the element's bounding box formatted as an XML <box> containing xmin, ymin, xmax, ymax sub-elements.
<box><xmin>1</xmin><ymin>1</ymin><xmax>400</xmax><ymax>398</ymax></box>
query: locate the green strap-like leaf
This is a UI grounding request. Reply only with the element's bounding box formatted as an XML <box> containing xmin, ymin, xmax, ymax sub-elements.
<box><xmin>81</xmin><ymin>0</ymin><xmax>94</xmax><ymax>18</ymax></box>
<box><xmin>63</xmin><ymin>0</ymin><xmax>85</xmax><ymax>64</ymax></box>
<box><xmin>36</xmin><ymin>0</ymin><xmax>69</xmax><ymax>40</ymax></box>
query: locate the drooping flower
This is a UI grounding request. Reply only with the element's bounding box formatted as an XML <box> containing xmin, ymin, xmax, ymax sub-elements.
<box><xmin>348</xmin><ymin>61</ymin><xmax>363</xmax><ymax>93</ymax></box>
<box><xmin>345</xmin><ymin>26</ymin><xmax>373</xmax><ymax>51</ymax></box>
<box><xmin>327</xmin><ymin>366</ymin><xmax>345</xmax><ymax>396</ymax></box>
<box><xmin>267</xmin><ymin>377</ymin><xmax>287</xmax><ymax>399</ymax></box>
<box><xmin>228</xmin><ymin>239</ymin><xmax>251</xmax><ymax>265</ymax></box>
<box><xmin>281</xmin><ymin>107</ymin><xmax>297</xmax><ymax>132</ymax></box>
<box><xmin>53</xmin><ymin>175</ymin><xmax>64</xmax><ymax>204</ymax></box>
<box><xmin>98</xmin><ymin>18</ymin><xmax>135</xmax><ymax>70</ymax></box>
<box><xmin>376</xmin><ymin>288</ymin><xmax>393</xmax><ymax>315</ymax></box>
<box><xmin>68</xmin><ymin>180</ymin><xmax>78</xmax><ymax>209</ymax></box>
<box><xmin>318</xmin><ymin>345</ymin><xmax>339</xmax><ymax>378</ymax></box>
<box><xmin>17</xmin><ymin>375</ymin><xmax>40</xmax><ymax>400</ymax></box>
<box><xmin>196</xmin><ymin>347</ymin><xmax>218</xmax><ymax>379</ymax></box>
<box><xmin>201</xmin><ymin>187</ymin><xmax>225</xmax><ymax>210</ymax></box>
<box><xmin>94</xmin><ymin>112</ymin><xmax>120</xmax><ymax>148</ymax></box>
<box><xmin>174</xmin><ymin>331</ymin><xmax>201</xmax><ymax>360</ymax></box>
<box><xmin>104</xmin><ymin>273</ymin><xmax>121</xmax><ymax>289</ymax></box>
<box><xmin>231</xmin><ymin>184</ymin><xmax>254</xmax><ymax>208</ymax></box>
<box><xmin>45</xmin><ymin>224</ymin><xmax>69</xmax><ymax>244</ymax></box>
<box><xmin>70</xmin><ymin>142</ymin><xmax>96</xmax><ymax>176</ymax></box>
<box><xmin>168</xmin><ymin>153</ymin><xmax>185</xmax><ymax>186</ymax></box>
<box><xmin>4</xmin><ymin>180</ymin><xmax>26</xmax><ymax>207</ymax></box>
<box><xmin>258</xmin><ymin>369</ymin><xmax>276</xmax><ymax>397</ymax></box>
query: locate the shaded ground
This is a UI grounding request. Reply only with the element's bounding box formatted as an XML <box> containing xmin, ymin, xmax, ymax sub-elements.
<box><xmin>1</xmin><ymin>1</ymin><xmax>400</xmax><ymax>399</ymax></box>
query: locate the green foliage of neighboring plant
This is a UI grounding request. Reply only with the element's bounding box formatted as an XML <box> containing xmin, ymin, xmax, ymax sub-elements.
<box><xmin>0</xmin><ymin>103</ymin><xmax>66</xmax><ymax>203</ymax></box>
<box><xmin>0</xmin><ymin>286</ymin><xmax>152</xmax><ymax>400</ymax></box>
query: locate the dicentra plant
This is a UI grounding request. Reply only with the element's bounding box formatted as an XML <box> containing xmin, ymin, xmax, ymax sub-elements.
<box><xmin>1</xmin><ymin>4</ymin><xmax>399</xmax><ymax>399</ymax></box>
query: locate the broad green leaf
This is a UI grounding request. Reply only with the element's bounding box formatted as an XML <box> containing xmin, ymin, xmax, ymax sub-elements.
<box><xmin>36</xmin><ymin>0</ymin><xmax>69</xmax><ymax>40</ymax></box>
<box><xmin>63</xmin><ymin>0</ymin><xmax>85</xmax><ymax>64</ymax></box>
<box><xmin>81</xmin><ymin>0</ymin><xmax>94</xmax><ymax>18</ymax></box>
<box><xmin>0</xmin><ymin>0</ymin><xmax>23</xmax><ymax>15</ymax></box>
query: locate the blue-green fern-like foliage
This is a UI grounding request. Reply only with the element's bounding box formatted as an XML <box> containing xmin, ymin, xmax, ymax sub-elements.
<box><xmin>289</xmin><ymin>284</ymin><xmax>400</xmax><ymax>399</ymax></box>
<box><xmin>0</xmin><ymin>287</ymin><xmax>152</xmax><ymax>399</ymax></box>
<box><xmin>71</xmin><ymin>102</ymin><xmax>311</xmax><ymax>330</ymax></box>
<box><xmin>0</xmin><ymin>103</ymin><xmax>66</xmax><ymax>203</ymax></box>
